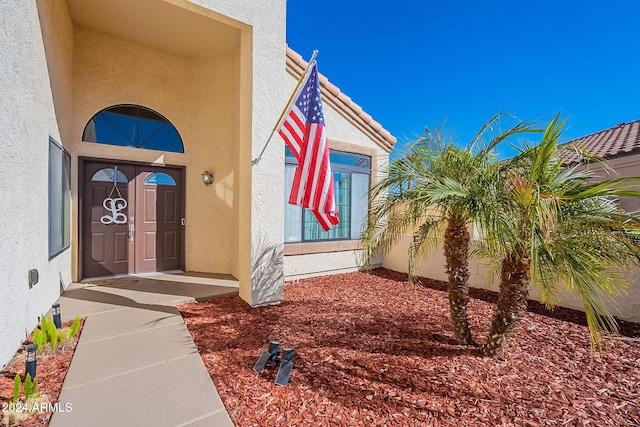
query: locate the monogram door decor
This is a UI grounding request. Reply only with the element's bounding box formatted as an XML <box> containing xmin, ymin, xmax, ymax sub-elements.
<box><xmin>100</xmin><ymin>165</ymin><xmax>128</xmax><ymax>225</ymax></box>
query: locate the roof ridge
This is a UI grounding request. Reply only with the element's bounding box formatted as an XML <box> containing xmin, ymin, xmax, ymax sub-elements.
<box><xmin>285</xmin><ymin>46</ymin><xmax>396</xmax><ymax>152</ymax></box>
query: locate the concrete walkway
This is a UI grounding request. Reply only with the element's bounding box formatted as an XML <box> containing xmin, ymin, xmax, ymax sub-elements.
<box><xmin>49</xmin><ymin>273</ymin><xmax>239</xmax><ymax>427</ymax></box>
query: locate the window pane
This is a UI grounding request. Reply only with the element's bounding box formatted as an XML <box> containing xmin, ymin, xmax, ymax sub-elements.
<box><xmin>82</xmin><ymin>105</ymin><xmax>184</xmax><ymax>153</ymax></box>
<box><xmin>330</xmin><ymin>152</ymin><xmax>370</xmax><ymax>170</ymax></box>
<box><xmin>96</xmin><ymin>112</ymin><xmax>137</xmax><ymax>147</ymax></box>
<box><xmin>284</xmin><ymin>164</ymin><xmax>302</xmax><ymax>242</ymax></box>
<box><xmin>141</xmin><ymin>124</ymin><xmax>184</xmax><ymax>153</ymax></box>
<box><xmin>304</xmin><ymin>171</ymin><xmax>350</xmax><ymax>240</ymax></box>
<box><xmin>49</xmin><ymin>138</ymin><xmax>70</xmax><ymax>259</ymax></box>
<box><xmin>62</xmin><ymin>151</ymin><xmax>71</xmax><ymax>248</ymax></box>
<box><xmin>285</xmin><ymin>146</ymin><xmax>297</xmax><ymax>161</ymax></box>
<box><xmin>144</xmin><ymin>172</ymin><xmax>176</xmax><ymax>186</ymax></box>
<box><xmin>91</xmin><ymin>168</ymin><xmax>129</xmax><ymax>183</ymax></box>
<box><xmin>351</xmin><ymin>173</ymin><xmax>369</xmax><ymax>239</ymax></box>
<box><xmin>137</xmin><ymin>119</ymin><xmax>167</xmax><ymax>148</ymax></box>
<box><xmin>49</xmin><ymin>141</ymin><xmax>62</xmax><ymax>257</ymax></box>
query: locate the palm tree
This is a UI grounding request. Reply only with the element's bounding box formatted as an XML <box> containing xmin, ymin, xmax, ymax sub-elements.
<box><xmin>480</xmin><ymin>116</ymin><xmax>640</xmax><ymax>357</ymax></box>
<box><xmin>361</xmin><ymin>113</ymin><xmax>538</xmax><ymax>346</ymax></box>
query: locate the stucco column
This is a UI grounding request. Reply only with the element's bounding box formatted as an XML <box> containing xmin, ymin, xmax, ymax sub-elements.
<box><xmin>234</xmin><ymin>0</ymin><xmax>287</xmax><ymax>306</ymax></box>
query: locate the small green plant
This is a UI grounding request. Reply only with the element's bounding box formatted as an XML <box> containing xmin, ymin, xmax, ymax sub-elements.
<box><xmin>11</xmin><ymin>373</ymin><xmax>38</xmax><ymax>404</ymax></box>
<box><xmin>41</xmin><ymin>316</ymin><xmax>58</xmax><ymax>348</ymax></box>
<box><xmin>62</xmin><ymin>316</ymin><xmax>81</xmax><ymax>340</ymax></box>
<box><xmin>32</xmin><ymin>314</ymin><xmax>82</xmax><ymax>356</ymax></box>
<box><xmin>3</xmin><ymin>374</ymin><xmax>45</xmax><ymax>427</ymax></box>
<box><xmin>12</xmin><ymin>374</ymin><xmax>20</xmax><ymax>404</ymax></box>
<box><xmin>23</xmin><ymin>374</ymin><xmax>38</xmax><ymax>401</ymax></box>
<box><xmin>70</xmin><ymin>316</ymin><xmax>81</xmax><ymax>337</ymax></box>
<box><xmin>33</xmin><ymin>328</ymin><xmax>46</xmax><ymax>351</ymax></box>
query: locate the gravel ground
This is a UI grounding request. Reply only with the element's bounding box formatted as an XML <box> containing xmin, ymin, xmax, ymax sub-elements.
<box><xmin>180</xmin><ymin>268</ymin><xmax>640</xmax><ymax>427</ymax></box>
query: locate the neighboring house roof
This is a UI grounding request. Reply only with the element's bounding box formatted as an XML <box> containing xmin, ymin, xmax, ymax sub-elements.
<box><xmin>286</xmin><ymin>47</ymin><xmax>396</xmax><ymax>153</ymax></box>
<box><xmin>560</xmin><ymin>119</ymin><xmax>640</xmax><ymax>164</ymax></box>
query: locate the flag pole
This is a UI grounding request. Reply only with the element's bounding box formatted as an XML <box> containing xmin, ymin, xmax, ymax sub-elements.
<box><xmin>252</xmin><ymin>50</ymin><xmax>319</xmax><ymax>166</ymax></box>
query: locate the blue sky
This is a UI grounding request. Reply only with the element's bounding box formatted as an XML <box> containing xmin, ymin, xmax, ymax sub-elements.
<box><xmin>286</xmin><ymin>1</ymin><xmax>640</xmax><ymax>159</ymax></box>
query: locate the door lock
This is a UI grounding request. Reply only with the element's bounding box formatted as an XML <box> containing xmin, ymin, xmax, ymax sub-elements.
<box><xmin>128</xmin><ymin>223</ymin><xmax>135</xmax><ymax>242</ymax></box>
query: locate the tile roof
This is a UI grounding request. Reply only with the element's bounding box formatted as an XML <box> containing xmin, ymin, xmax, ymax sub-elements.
<box><xmin>559</xmin><ymin>119</ymin><xmax>640</xmax><ymax>164</ymax></box>
<box><xmin>286</xmin><ymin>47</ymin><xmax>397</xmax><ymax>153</ymax></box>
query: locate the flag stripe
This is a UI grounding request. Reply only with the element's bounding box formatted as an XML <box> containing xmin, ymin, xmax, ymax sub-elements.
<box><xmin>303</xmin><ymin>126</ymin><xmax>322</xmax><ymax>204</ymax></box>
<box><xmin>278</xmin><ymin>109</ymin><xmax>305</xmax><ymax>159</ymax></box>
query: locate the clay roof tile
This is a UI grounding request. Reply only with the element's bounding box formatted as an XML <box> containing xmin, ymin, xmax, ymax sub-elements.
<box><xmin>560</xmin><ymin>119</ymin><xmax>640</xmax><ymax>164</ymax></box>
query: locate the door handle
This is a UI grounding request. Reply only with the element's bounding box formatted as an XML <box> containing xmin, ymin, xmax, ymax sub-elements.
<box><xmin>128</xmin><ymin>223</ymin><xmax>135</xmax><ymax>242</ymax></box>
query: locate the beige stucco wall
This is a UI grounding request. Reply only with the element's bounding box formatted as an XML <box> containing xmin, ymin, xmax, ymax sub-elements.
<box><xmin>383</xmin><ymin>235</ymin><xmax>496</xmax><ymax>288</ymax></box>
<box><xmin>586</xmin><ymin>153</ymin><xmax>640</xmax><ymax>213</ymax></box>
<box><xmin>384</xmin><ymin>233</ymin><xmax>640</xmax><ymax>322</ymax></box>
<box><xmin>0</xmin><ymin>0</ymin><xmax>74</xmax><ymax>368</ymax></box>
<box><xmin>286</xmin><ymin>250</ymin><xmax>364</xmax><ymax>280</ymax></box>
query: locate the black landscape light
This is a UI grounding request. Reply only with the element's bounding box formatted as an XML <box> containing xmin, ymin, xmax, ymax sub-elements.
<box><xmin>274</xmin><ymin>348</ymin><xmax>294</xmax><ymax>386</ymax></box>
<box><xmin>52</xmin><ymin>303</ymin><xmax>61</xmax><ymax>329</ymax></box>
<box><xmin>253</xmin><ymin>341</ymin><xmax>295</xmax><ymax>386</ymax></box>
<box><xmin>25</xmin><ymin>344</ymin><xmax>37</xmax><ymax>379</ymax></box>
<box><xmin>253</xmin><ymin>340</ymin><xmax>280</xmax><ymax>373</ymax></box>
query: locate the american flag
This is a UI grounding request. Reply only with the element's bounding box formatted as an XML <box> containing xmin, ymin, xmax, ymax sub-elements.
<box><xmin>278</xmin><ymin>62</ymin><xmax>339</xmax><ymax>231</ymax></box>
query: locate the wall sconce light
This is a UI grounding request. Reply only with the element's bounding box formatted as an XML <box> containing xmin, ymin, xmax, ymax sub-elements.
<box><xmin>25</xmin><ymin>344</ymin><xmax>37</xmax><ymax>379</ymax></box>
<box><xmin>52</xmin><ymin>303</ymin><xmax>61</xmax><ymax>329</ymax></box>
<box><xmin>201</xmin><ymin>170</ymin><xmax>214</xmax><ymax>186</ymax></box>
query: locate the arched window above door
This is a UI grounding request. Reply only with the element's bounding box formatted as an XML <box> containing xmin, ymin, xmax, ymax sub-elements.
<box><xmin>144</xmin><ymin>172</ymin><xmax>176</xmax><ymax>186</ymax></box>
<box><xmin>91</xmin><ymin>168</ymin><xmax>129</xmax><ymax>183</ymax></box>
<box><xmin>82</xmin><ymin>104</ymin><xmax>184</xmax><ymax>153</ymax></box>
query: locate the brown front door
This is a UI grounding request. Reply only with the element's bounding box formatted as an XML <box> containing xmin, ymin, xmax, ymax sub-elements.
<box><xmin>135</xmin><ymin>167</ymin><xmax>182</xmax><ymax>273</ymax></box>
<box><xmin>82</xmin><ymin>161</ymin><xmax>184</xmax><ymax>279</ymax></box>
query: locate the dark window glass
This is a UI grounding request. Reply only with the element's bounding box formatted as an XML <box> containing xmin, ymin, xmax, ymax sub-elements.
<box><xmin>49</xmin><ymin>138</ymin><xmax>71</xmax><ymax>259</ymax></box>
<box><xmin>82</xmin><ymin>105</ymin><xmax>184</xmax><ymax>153</ymax></box>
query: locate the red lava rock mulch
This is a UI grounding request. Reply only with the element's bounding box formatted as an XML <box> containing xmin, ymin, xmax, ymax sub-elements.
<box><xmin>0</xmin><ymin>319</ymin><xmax>84</xmax><ymax>427</ymax></box>
<box><xmin>179</xmin><ymin>268</ymin><xmax>640</xmax><ymax>427</ymax></box>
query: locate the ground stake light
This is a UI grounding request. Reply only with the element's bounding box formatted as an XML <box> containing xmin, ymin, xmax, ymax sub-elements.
<box><xmin>253</xmin><ymin>340</ymin><xmax>280</xmax><ymax>373</ymax></box>
<box><xmin>253</xmin><ymin>341</ymin><xmax>295</xmax><ymax>386</ymax></box>
<box><xmin>274</xmin><ymin>348</ymin><xmax>294</xmax><ymax>386</ymax></box>
<box><xmin>52</xmin><ymin>303</ymin><xmax>61</xmax><ymax>329</ymax></box>
<box><xmin>25</xmin><ymin>344</ymin><xmax>37</xmax><ymax>379</ymax></box>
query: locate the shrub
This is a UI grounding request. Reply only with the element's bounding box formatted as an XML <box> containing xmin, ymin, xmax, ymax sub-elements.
<box><xmin>33</xmin><ymin>328</ymin><xmax>46</xmax><ymax>351</ymax></box>
<box><xmin>23</xmin><ymin>374</ymin><xmax>38</xmax><ymax>401</ymax></box>
<box><xmin>69</xmin><ymin>316</ymin><xmax>81</xmax><ymax>338</ymax></box>
<box><xmin>41</xmin><ymin>317</ymin><xmax>58</xmax><ymax>349</ymax></box>
<box><xmin>12</xmin><ymin>375</ymin><xmax>20</xmax><ymax>404</ymax></box>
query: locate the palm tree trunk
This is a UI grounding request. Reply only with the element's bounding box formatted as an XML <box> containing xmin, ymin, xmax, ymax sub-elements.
<box><xmin>481</xmin><ymin>251</ymin><xmax>531</xmax><ymax>357</ymax></box>
<box><xmin>443</xmin><ymin>218</ymin><xmax>475</xmax><ymax>345</ymax></box>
